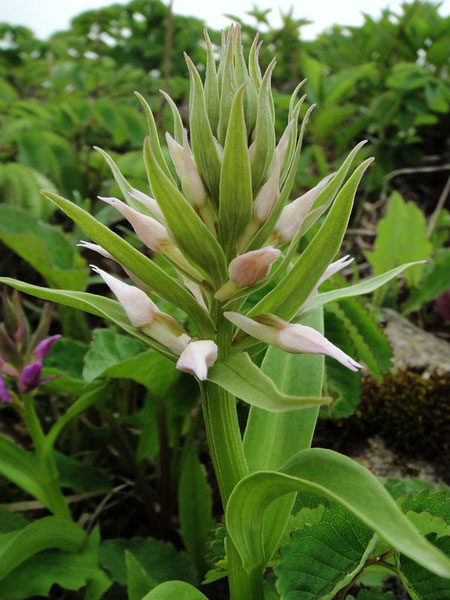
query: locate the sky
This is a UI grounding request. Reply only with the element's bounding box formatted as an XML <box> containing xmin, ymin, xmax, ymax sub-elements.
<box><xmin>3</xmin><ymin>0</ymin><xmax>449</xmax><ymax>41</ymax></box>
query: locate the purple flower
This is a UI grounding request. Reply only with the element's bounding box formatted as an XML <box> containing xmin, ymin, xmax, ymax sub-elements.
<box><xmin>18</xmin><ymin>361</ymin><xmax>42</xmax><ymax>394</ymax></box>
<box><xmin>33</xmin><ymin>334</ymin><xmax>61</xmax><ymax>359</ymax></box>
<box><xmin>0</xmin><ymin>374</ymin><xmax>11</xmax><ymax>403</ymax></box>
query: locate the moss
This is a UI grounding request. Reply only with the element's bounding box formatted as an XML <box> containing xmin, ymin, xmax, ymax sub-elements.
<box><xmin>314</xmin><ymin>370</ymin><xmax>450</xmax><ymax>467</ymax></box>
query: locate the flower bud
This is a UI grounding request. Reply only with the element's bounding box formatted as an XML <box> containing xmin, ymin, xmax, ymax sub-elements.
<box><xmin>176</xmin><ymin>340</ymin><xmax>218</xmax><ymax>380</ymax></box>
<box><xmin>33</xmin><ymin>334</ymin><xmax>61</xmax><ymax>360</ymax></box>
<box><xmin>275</xmin><ymin>119</ymin><xmax>294</xmax><ymax>171</ymax></box>
<box><xmin>98</xmin><ymin>196</ymin><xmax>170</xmax><ymax>252</ymax></box>
<box><xmin>224</xmin><ymin>311</ymin><xmax>362</xmax><ymax>371</ymax></box>
<box><xmin>273</xmin><ymin>173</ymin><xmax>334</xmax><ymax>243</ymax></box>
<box><xmin>129</xmin><ymin>188</ymin><xmax>165</xmax><ymax>223</ymax></box>
<box><xmin>18</xmin><ymin>361</ymin><xmax>42</xmax><ymax>394</ymax></box>
<box><xmin>91</xmin><ymin>266</ymin><xmax>159</xmax><ymax>327</ymax></box>
<box><xmin>253</xmin><ymin>155</ymin><xmax>281</xmax><ymax>225</ymax></box>
<box><xmin>228</xmin><ymin>246</ymin><xmax>281</xmax><ymax>287</ymax></box>
<box><xmin>0</xmin><ymin>373</ymin><xmax>11</xmax><ymax>403</ymax></box>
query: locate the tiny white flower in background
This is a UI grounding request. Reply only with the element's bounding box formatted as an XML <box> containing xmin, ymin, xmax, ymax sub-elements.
<box><xmin>176</xmin><ymin>340</ymin><xmax>218</xmax><ymax>380</ymax></box>
<box><xmin>129</xmin><ymin>188</ymin><xmax>166</xmax><ymax>223</ymax></box>
<box><xmin>91</xmin><ymin>265</ymin><xmax>159</xmax><ymax>327</ymax></box>
<box><xmin>224</xmin><ymin>311</ymin><xmax>362</xmax><ymax>372</ymax></box>
<box><xmin>98</xmin><ymin>196</ymin><xmax>170</xmax><ymax>252</ymax></box>
<box><xmin>273</xmin><ymin>173</ymin><xmax>334</xmax><ymax>243</ymax></box>
<box><xmin>229</xmin><ymin>246</ymin><xmax>281</xmax><ymax>287</ymax></box>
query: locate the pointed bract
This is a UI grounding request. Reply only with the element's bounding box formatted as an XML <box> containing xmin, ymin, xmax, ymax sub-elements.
<box><xmin>176</xmin><ymin>340</ymin><xmax>218</xmax><ymax>380</ymax></box>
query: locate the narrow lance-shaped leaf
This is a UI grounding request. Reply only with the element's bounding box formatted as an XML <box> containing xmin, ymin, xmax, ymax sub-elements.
<box><xmin>185</xmin><ymin>53</ymin><xmax>222</xmax><ymax>205</ymax></box>
<box><xmin>0</xmin><ymin>278</ymin><xmax>177</xmax><ymax>358</ymax></box>
<box><xmin>207</xmin><ymin>352</ymin><xmax>330</xmax><ymax>412</ymax></box>
<box><xmin>218</xmin><ymin>83</ymin><xmax>253</xmax><ymax>259</ymax></box>
<box><xmin>160</xmin><ymin>90</ymin><xmax>183</xmax><ymax>145</ymax></box>
<box><xmin>203</xmin><ymin>29</ymin><xmax>220</xmax><ymax>136</ymax></box>
<box><xmin>302</xmin><ymin>262</ymin><xmax>425</xmax><ymax>313</ymax></box>
<box><xmin>40</xmin><ymin>191</ymin><xmax>215</xmax><ymax>337</ymax></box>
<box><xmin>247</xmin><ymin>158</ymin><xmax>374</xmax><ymax>322</ymax></box>
<box><xmin>234</xmin><ymin>25</ymin><xmax>257</xmax><ymax>135</ymax></box>
<box><xmin>248</xmin><ymin>34</ymin><xmax>262</xmax><ymax>92</ymax></box>
<box><xmin>217</xmin><ymin>25</ymin><xmax>237</xmax><ymax>145</ymax></box>
<box><xmin>134</xmin><ymin>92</ymin><xmax>175</xmax><ymax>184</ymax></box>
<box><xmin>251</xmin><ymin>59</ymin><xmax>276</xmax><ymax>192</ymax></box>
<box><xmin>144</xmin><ymin>139</ymin><xmax>227</xmax><ymax>287</ymax></box>
<box><xmin>226</xmin><ymin>448</ymin><xmax>450</xmax><ymax>577</ymax></box>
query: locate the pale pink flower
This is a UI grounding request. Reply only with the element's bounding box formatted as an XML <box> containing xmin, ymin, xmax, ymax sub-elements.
<box><xmin>129</xmin><ymin>188</ymin><xmax>166</xmax><ymax>223</ymax></box>
<box><xmin>176</xmin><ymin>340</ymin><xmax>218</xmax><ymax>380</ymax></box>
<box><xmin>253</xmin><ymin>155</ymin><xmax>281</xmax><ymax>224</ymax></box>
<box><xmin>229</xmin><ymin>246</ymin><xmax>281</xmax><ymax>287</ymax></box>
<box><xmin>224</xmin><ymin>311</ymin><xmax>362</xmax><ymax>371</ymax></box>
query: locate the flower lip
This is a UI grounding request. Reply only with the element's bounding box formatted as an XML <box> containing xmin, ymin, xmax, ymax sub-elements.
<box><xmin>176</xmin><ymin>340</ymin><xmax>218</xmax><ymax>381</ymax></box>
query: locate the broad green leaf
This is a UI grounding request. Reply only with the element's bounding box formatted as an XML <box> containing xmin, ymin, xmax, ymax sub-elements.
<box><xmin>304</xmin><ymin>262</ymin><xmax>424</xmax><ymax>313</ymax></box>
<box><xmin>365</xmin><ymin>191</ymin><xmax>432</xmax><ymax>303</ymax></box>
<box><xmin>218</xmin><ymin>84</ymin><xmax>253</xmax><ymax>258</ymax></box>
<box><xmin>247</xmin><ymin>158</ymin><xmax>373</xmax><ymax>322</ymax></box>
<box><xmin>185</xmin><ymin>54</ymin><xmax>222</xmax><ymax>204</ymax></box>
<box><xmin>100</xmin><ymin>537</ymin><xmax>197</xmax><ymax>587</ymax></box>
<box><xmin>0</xmin><ymin>278</ymin><xmax>176</xmax><ymax>358</ymax></box>
<box><xmin>43</xmin><ymin>337</ymin><xmax>88</xmax><ymax>380</ymax></box>
<box><xmin>398</xmin><ymin>534</ymin><xmax>450</xmax><ymax>600</ymax></box>
<box><xmin>0</xmin><ymin>517</ymin><xmax>86</xmax><ymax>581</ymax></box>
<box><xmin>54</xmin><ymin>451</ymin><xmax>111</xmax><ymax>493</ymax></box>
<box><xmin>38</xmin><ymin>192</ymin><xmax>215</xmax><ymax>337</ymax></box>
<box><xmin>178</xmin><ymin>448</ymin><xmax>214</xmax><ymax>571</ymax></box>
<box><xmin>0</xmin><ymin>527</ymin><xmax>111</xmax><ymax>599</ymax></box>
<box><xmin>275</xmin><ymin>501</ymin><xmax>377</xmax><ymax>600</ymax></box>
<box><xmin>126</xmin><ymin>551</ymin><xmax>155</xmax><ymax>600</ymax></box>
<box><xmin>144</xmin><ymin>138</ymin><xmax>227</xmax><ymax>287</ymax></box>
<box><xmin>207</xmin><ymin>352</ymin><xmax>330</xmax><ymax>412</ymax></box>
<box><xmin>403</xmin><ymin>250</ymin><xmax>450</xmax><ymax>314</ymax></box>
<box><xmin>142</xmin><ymin>581</ymin><xmax>209</xmax><ymax>600</ymax></box>
<box><xmin>0</xmin><ymin>435</ymin><xmax>50</xmax><ymax>508</ymax></box>
<box><xmin>0</xmin><ymin>205</ymin><xmax>88</xmax><ymax>290</ymax></box>
<box><xmin>226</xmin><ymin>448</ymin><xmax>450</xmax><ymax>577</ymax></box>
<box><xmin>0</xmin><ymin>163</ymin><xmax>57</xmax><ymax>219</ymax></box>
<box><xmin>0</xmin><ymin>509</ymin><xmax>28</xmax><ymax>534</ymax></box>
<box><xmin>406</xmin><ymin>511</ymin><xmax>450</xmax><ymax>540</ymax></box>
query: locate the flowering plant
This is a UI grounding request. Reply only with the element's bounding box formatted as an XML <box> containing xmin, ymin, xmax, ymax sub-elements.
<box><xmin>1</xmin><ymin>25</ymin><xmax>449</xmax><ymax>599</ymax></box>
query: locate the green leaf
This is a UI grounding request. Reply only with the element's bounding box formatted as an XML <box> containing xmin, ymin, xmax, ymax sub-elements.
<box><xmin>54</xmin><ymin>451</ymin><xmax>111</xmax><ymax>493</ymax></box>
<box><xmin>100</xmin><ymin>537</ymin><xmax>197</xmax><ymax>587</ymax></box>
<box><xmin>160</xmin><ymin>90</ymin><xmax>184</xmax><ymax>145</ymax></box>
<box><xmin>0</xmin><ymin>163</ymin><xmax>57</xmax><ymax>219</ymax></box>
<box><xmin>0</xmin><ymin>516</ymin><xmax>86</xmax><ymax>581</ymax></box>
<box><xmin>403</xmin><ymin>250</ymin><xmax>450</xmax><ymax>313</ymax></box>
<box><xmin>203</xmin><ymin>31</ymin><xmax>220</xmax><ymax>137</ymax></box>
<box><xmin>217</xmin><ymin>29</ymin><xmax>237</xmax><ymax>145</ymax></box>
<box><xmin>0</xmin><ymin>435</ymin><xmax>50</xmax><ymax>508</ymax></box>
<box><xmin>126</xmin><ymin>551</ymin><xmax>155</xmax><ymax>600</ymax></box>
<box><xmin>218</xmin><ymin>84</ymin><xmax>253</xmax><ymax>258</ymax></box>
<box><xmin>247</xmin><ymin>158</ymin><xmax>373</xmax><ymax>322</ymax></box>
<box><xmin>365</xmin><ymin>192</ymin><xmax>432</xmax><ymax>303</ymax></box>
<box><xmin>0</xmin><ymin>526</ymin><xmax>111</xmax><ymax>599</ymax></box>
<box><xmin>251</xmin><ymin>59</ymin><xmax>276</xmax><ymax>192</ymax></box>
<box><xmin>185</xmin><ymin>54</ymin><xmax>222</xmax><ymax>204</ymax></box>
<box><xmin>142</xmin><ymin>580</ymin><xmax>209</xmax><ymax>600</ymax></box>
<box><xmin>143</xmin><ymin>138</ymin><xmax>227</xmax><ymax>287</ymax></box>
<box><xmin>178</xmin><ymin>448</ymin><xmax>214</xmax><ymax>571</ymax></box>
<box><xmin>226</xmin><ymin>448</ymin><xmax>450</xmax><ymax>577</ymax></box>
<box><xmin>207</xmin><ymin>352</ymin><xmax>330</xmax><ymax>412</ymax></box>
<box><xmin>305</xmin><ymin>262</ymin><xmax>424</xmax><ymax>313</ymax></box>
<box><xmin>0</xmin><ymin>205</ymin><xmax>88</xmax><ymax>290</ymax></box>
<box><xmin>0</xmin><ymin>508</ymin><xmax>29</xmax><ymax>534</ymax></box>
<box><xmin>82</xmin><ymin>329</ymin><xmax>145</xmax><ymax>380</ymax></box>
<box><xmin>40</xmin><ymin>190</ymin><xmax>215</xmax><ymax>337</ymax></box>
<box><xmin>398</xmin><ymin>534</ymin><xmax>450</xmax><ymax>600</ymax></box>
<box><xmin>275</xmin><ymin>501</ymin><xmax>377</xmax><ymax>600</ymax></box>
